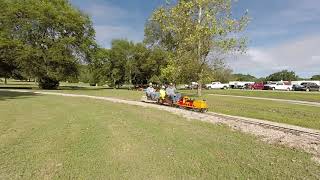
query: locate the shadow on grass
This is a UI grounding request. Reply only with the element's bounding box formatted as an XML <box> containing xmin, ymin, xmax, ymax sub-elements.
<box><xmin>57</xmin><ymin>86</ymin><xmax>111</xmax><ymax>91</ymax></box>
<box><xmin>0</xmin><ymin>91</ymin><xmax>39</xmax><ymax>101</ymax></box>
<box><xmin>57</xmin><ymin>86</ymin><xmax>137</xmax><ymax>91</ymax></box>
<box><xmin>0</xmin><ymin>86</ymin><xmax>34</xmax><ymax>90</ymax></box>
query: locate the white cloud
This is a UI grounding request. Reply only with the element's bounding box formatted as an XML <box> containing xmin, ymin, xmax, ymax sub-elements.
<box><xmin>94</xmin><ymin>25</ymin><xmax>143</xmax><ymax>48</ymax></box>
<box><xmin>248</xmin><ymin>0</ymin><xmax>320</xmax><ymax>40</ymax></box>
<box><xmin>71</xmin><ymin>1</ymin><xmax>144</xmax><ymax>47</ymax></box>
<box><xmin>228</xmin><ymin>35</ymin><xmax>320</xmax><ymax>77</ymax></box>
<box><xmin>85</xmin><ymin>3</ymin><xmax>129</xmax><ymax>21</ymax></box>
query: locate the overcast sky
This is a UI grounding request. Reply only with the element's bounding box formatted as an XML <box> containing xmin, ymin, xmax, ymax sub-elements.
<box><xmin>70</xmin><ymin>0</ymin><xmax>320</xmax><ymax>78</ymax></box>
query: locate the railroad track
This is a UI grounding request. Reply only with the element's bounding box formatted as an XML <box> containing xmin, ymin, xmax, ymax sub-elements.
<box><xmin>141</xmin><ymin>98</ymin><xmax>320</xmax><ymax>140</ymax></box>
<box><xmin>206</xmin><ymin>112</ymin><xmax>320</xmax><ymax>140</ymax></box>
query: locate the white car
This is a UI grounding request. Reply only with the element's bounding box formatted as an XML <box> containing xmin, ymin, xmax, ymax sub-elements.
<box><xmin>264</xmin><ymin>82</ymin><xmax>292</xmax><ymax>91</ymax></box>
<box><xmin>206</xmin><ymin>82</ymin><xmax>229</xmax><ymax>89</ymax></box>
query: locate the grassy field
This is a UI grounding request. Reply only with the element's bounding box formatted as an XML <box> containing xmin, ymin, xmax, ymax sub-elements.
<box><xmin>203</xmin><ymin>95</ymin><xmax>320</xmax><ymax>129</ymax></box>
<box><xmin>40</xmin><ymin>88</ymin><xmax>320</xmax><ymax>130</ymax></box>
<box><xmin>193</xmin><ymin>89</ymin><xmax>320</xmax><ymax>103</ymax></box>
<box><xmin>0</xmin><ymin>91</ymin><xmax>319</xmax><ymax>179</ymax></box>
<box><xmin>1</xmin><ymin>81</ymin><xmax>320</xmax><ymax>130</ymax></box>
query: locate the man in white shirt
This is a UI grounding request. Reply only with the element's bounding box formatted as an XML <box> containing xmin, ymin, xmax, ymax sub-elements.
<box><xmin>146</xmin><ymin>83</ymin><xmax>156</xmax><ymax>99</ymax></box>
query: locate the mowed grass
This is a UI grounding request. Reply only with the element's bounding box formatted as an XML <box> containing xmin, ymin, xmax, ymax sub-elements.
<box><xmin>50</xmin><ymin>88</ymin><xmax>142</xmax><ymax>101</ymax></box>
<box><xmin>43</xmin><ymin>88</ymin><xmax>320</xmax><ymax>130</ymax></box>
<box><xmin>0</xmin><ymin>91</ymin><xmax>319</xmax><ymax>179</ymax></box>
<box><xmin>202</xmin><ymin>95</ymin><xmax>320</xmax><ymax>130</ymax></box>
<box><xmin>192</xmin><ymin>89</ymin><xmax>320</xmax><ymax>103</ymax></box>
<box><xmin>2</xmin><ymin>81</ymin><xmax>320</xmax><ymax>129</ymax></box>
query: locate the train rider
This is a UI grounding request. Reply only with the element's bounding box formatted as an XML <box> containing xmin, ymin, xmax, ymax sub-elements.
<box><xmin>166</xmin><ymin>83</ymin><xmax>181</xmax><ymax>103</ymax></box>
<box><xmin>146</xmin><ymin>83</ymin><xmax>156</xmax><ymax>100</ymax></box>
<box><xmin>159</xmin><ymin>86</ymin><xmax>166</xmax><ymax>100</ymax></box>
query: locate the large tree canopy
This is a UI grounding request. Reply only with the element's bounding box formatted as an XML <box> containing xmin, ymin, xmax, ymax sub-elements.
<box><xmin>107</xmin><ymin>40</ymin><xmax>168</xmax><ymax>87</ymax></box>
<box><xmin>85</xmin><ymin>39</ymin><xmax>168</xmax><ymax>88</ymax></box>
<box><xmin>145</xmin><ymin>0</ymin><xmax>249</xmax><ymax>95</ymax></box>
<box><xmin>311</xmin><ymin>75</ymin><xmax>320</xmax><ymax>80</ymax></box>
<box><xmin>232</xmin><ymin>73</ymin><xmax>257</xmax><ymax>82</ymax></box>
<box><xmin>265</xmin><ymin>70</ymin><xmax>299</xmax><ymax>81</ymax></box>
<box><xmin>0</xmin><ymin>0</ymin><xmax>96</xmax><ymax>89</ymax></box>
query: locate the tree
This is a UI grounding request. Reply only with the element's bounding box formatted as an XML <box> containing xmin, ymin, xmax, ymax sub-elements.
<box><xmin>232</xmin><ymin>73</ymin><xmax>257</xmax><ymax>82</ymax></box>
<box><xmin>212</xmin><ymin>59</ymin><xmax>233</xmax><ymax>83</ymax></box>
<box><xmin>266</xmin><ymin>70</ymin><xmax>298</xmax><ymax>81</ymax></box>
<box><xmin>104</xmin><ymin>39</ymin><xmax>168</xmax><ymax>87</ymax></box>
<box><xmin>311</xmin><ymin>75</ymin><xmax>320</xmax><ymax>80</ymax></box>
<box><xmin>87</xmin><ymin>47</ymin><xmax>110</xmax><ymax>86</ymax></box>
<box><xmin>145</xmin><ymin>0</ymin><xmax>249</xmax><ymax>96</ymax></box>
<box><xmin>0</xmin><ymin>38</ymin><xmax>21</xmax><ymax>84</ymax></box>
<box><xmin>0</xmin><ymin>0</ymin><xmax>95</xmax><ymax>89</ymax></box>
<box><xmin>107</xmin><ymin>40</ymin><xmax>134</xmax><ymax>87</ymax></box>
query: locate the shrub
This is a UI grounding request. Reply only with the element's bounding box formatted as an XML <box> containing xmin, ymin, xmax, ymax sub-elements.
<box><xmin>38</xmin><ymin>76</ymin><xmax>59</xmax><ymax>89</ymax></box>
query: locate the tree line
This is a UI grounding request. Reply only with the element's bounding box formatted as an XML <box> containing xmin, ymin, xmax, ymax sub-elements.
<box><xmin>79</xmin><ymin>40</ymin><xmax>169</xmax><ymax>87</ymax></box>
<box><xmin>229</xmin><ymin>70</ymin><xmax>320</xmax><ymax>83</ymax></box>
<box><xmin>1</xmin><ymin>0</ymin><xmax>249</xmax><ymax>94</ymax></box>
<box><xmin>2</xmin><ymin>0</ymin><xmax>317</xmax><ymax>92</ymax></box>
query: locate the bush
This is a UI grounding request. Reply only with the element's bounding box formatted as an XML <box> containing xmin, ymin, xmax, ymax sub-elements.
<box><xmin>38</xmin><ymin>76</ymin><xmax>59</xmax><ymax>89</ymax></box>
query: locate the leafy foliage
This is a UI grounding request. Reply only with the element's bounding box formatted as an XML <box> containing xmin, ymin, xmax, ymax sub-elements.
<box><xmin>265</xmin><ymin>70</ymin><xmax>298</xmax><ymax>81</ymax></box>
<box><xmin>145</xmin><ymin>0</ymin><xmax>249</xmax><ymax>95</ymax></box>
<box><xmin>232</xmin><ymin>73</ymin><xmax>257</xmax><ymax>82</ymax></box>
<box><xmin>311</xmin><ymin>75</ymin><xmax>320</xmax><ymax>80</ymax></box>
<box><xmin>86</xmin><ymin>39</ymin><xmax>168</xmax><ymax>88</ymax></box>
<box><xmin>0</xmin><ymin>0</ymin><xmax>96</xmax><ymax>89</ymax></box>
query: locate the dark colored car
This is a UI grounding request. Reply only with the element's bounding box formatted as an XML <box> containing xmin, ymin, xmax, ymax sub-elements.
<box><xmin>293</xmin><ymin>82</ymin><xmax>320</xmax><ymax>92</ymax></box>
<box><xmin>246</xmin><ymin>82</ymin><xmax>264</xmax><ymax>90</ymax></box>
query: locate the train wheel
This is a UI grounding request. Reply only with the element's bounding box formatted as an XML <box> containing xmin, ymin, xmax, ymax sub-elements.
<box><xmin>200</xmin><ymin>108</ymin><xmax>208</xmax><ymax>113</ymax></box>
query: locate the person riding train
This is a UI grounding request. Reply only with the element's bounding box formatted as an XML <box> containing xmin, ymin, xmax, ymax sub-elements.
<box><xmin>159</xmin><ymin>86</ymin><xmax>166</xmax><ymax>100</ymax></box>
<box><xmin>146</xmin><ymin>83</ymin><xmax>156</xmax><ymax>100</ymax></box>
<box><xmin>166</xmin><ymin>83</ymin><xmax>181</xmax><ymax>103</ymax></box>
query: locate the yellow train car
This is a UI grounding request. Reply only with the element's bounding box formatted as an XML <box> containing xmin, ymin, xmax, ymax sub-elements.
<box><xmin>177</xmin><ymin>96</ymin><xmax>208</xmax><ymax>113</ymax></box>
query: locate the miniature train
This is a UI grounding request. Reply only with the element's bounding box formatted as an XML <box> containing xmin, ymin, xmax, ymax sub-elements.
<box><xmin>141</xmin><ymin>94</ymin><xmax>208</xmax><ymax>113</ymax></box>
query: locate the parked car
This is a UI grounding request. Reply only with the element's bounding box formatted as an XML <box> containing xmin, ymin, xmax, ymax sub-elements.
<box><xmin>205</xmin><ymin>82</ymin><xmax>229</xmax><ymax>89</ymax></box>
<box><xmin>264</xmin><ymin>81</ymin><xmax>292</xmax><ymax>91</ymax></box>
<box><xmin>230</xmin><ymin>81</ymin><xmax>255</xmax><ymax>89</ymax></box>
<box><xmin>245</xmin><ymin>82</ymin><xmax>264</xmax><ymax>90</ymax></box>
<box><xmin>184</xmin><ymin>82</ymin><xmax>199</xmax><ymax>89</ymax></box>
<box><xmin>293</xmin><ymin>82</ymin><xmax>320</xmax><ymax>92</ymax></box>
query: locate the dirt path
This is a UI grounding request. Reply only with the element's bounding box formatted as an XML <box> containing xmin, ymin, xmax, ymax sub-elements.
<box><xmin>208</xmin><ymin>94</ymin><xmax>320</xmax><ymax>107</ymax></box>
<box><xmin>2</xmin><ymin>89</ymin><xmax>320</xmax><ymax>164</ymax></box>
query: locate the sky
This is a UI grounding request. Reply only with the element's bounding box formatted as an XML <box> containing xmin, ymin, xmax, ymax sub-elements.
<box><xmin>70</xmin><ymin>0</ymin><xmax>320</xmax><ymax>78</ymax></box>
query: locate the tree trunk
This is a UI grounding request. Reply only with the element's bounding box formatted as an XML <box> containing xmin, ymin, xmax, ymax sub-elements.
<box><xmin>197</xmin><ymin>81</ymin><xmax>202</xmax><ymax>96</ymax></box>
<box><xmin>129</xmin><ymin>69</ymin><xmax>132</xmax><ymax>90</ymax></box>
<box><xmin>4</xmin><ymin>77</ymin><xmax>7</xmax><ymax>85</ymax></box>
<box><xmin>197</xmin><ymin>5</ymin><xmax>202</xmax><ymax>97</ymax></box>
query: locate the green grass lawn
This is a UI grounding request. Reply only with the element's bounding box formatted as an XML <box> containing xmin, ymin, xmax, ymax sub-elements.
<box><xmin>40</xmin><ymin>88</ymin><xmax>320</xmax><ymax>130</ymax></box>
<box><xmin>2</xmin><ymin>81</ymin><xmax>320</xmax><ymax>130</ymax></box>
<box><xmin>0</xmin><ymin>91</ymin><xmax>319</xmax><ymax>179</ymax></box>
<box><xmin>50</xmin><ymin>88</ymin><xmax>143</xmax><ymax>100</ymax></box>
<box><xmin>202</xmin><ymin>95</ymin><xmax>320</xmax><ymax>130</ymax></box>
<box><xmin>191</xmin><ymin>89</ymin><xmax>320</xmax><ymax>103</ymax></box>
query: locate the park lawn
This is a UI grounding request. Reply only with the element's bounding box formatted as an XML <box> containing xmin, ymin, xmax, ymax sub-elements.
<box><xmin>201</xmin><ymin>95</ymin><xmax>320</xmax><ymax>130</ymax></box>
<box><xmin>39</xmin><ymin>88</ymin><xmax>320</xmax><ymax>130</ymax></box>
<box><xmin>0</xmin><ymin>79</ymin><xmax>37</xmax><ymax>89</ymax></box>
<box><xmin>2</xmin><ymin>80</ymin><xmax>320</xmax><ymax>102</ymax></box>
<box><xmin>2</xmin><ymin>81</ymin><xmax>320</xmax><ymax>129</ymax></box>
<box><xmin>188</xmin><ymin>89</ymin><xmax>320</xmax><ymax>103</ymax></box>
<box><xmin>49</xmin><ymin>88</ymin><xmax>143</xmax><ymax>101</ymax></box>
<box><xmin>0</xmin><ymin>91</ymin><xmax>319</xmax><ymax>179</ymax></box>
